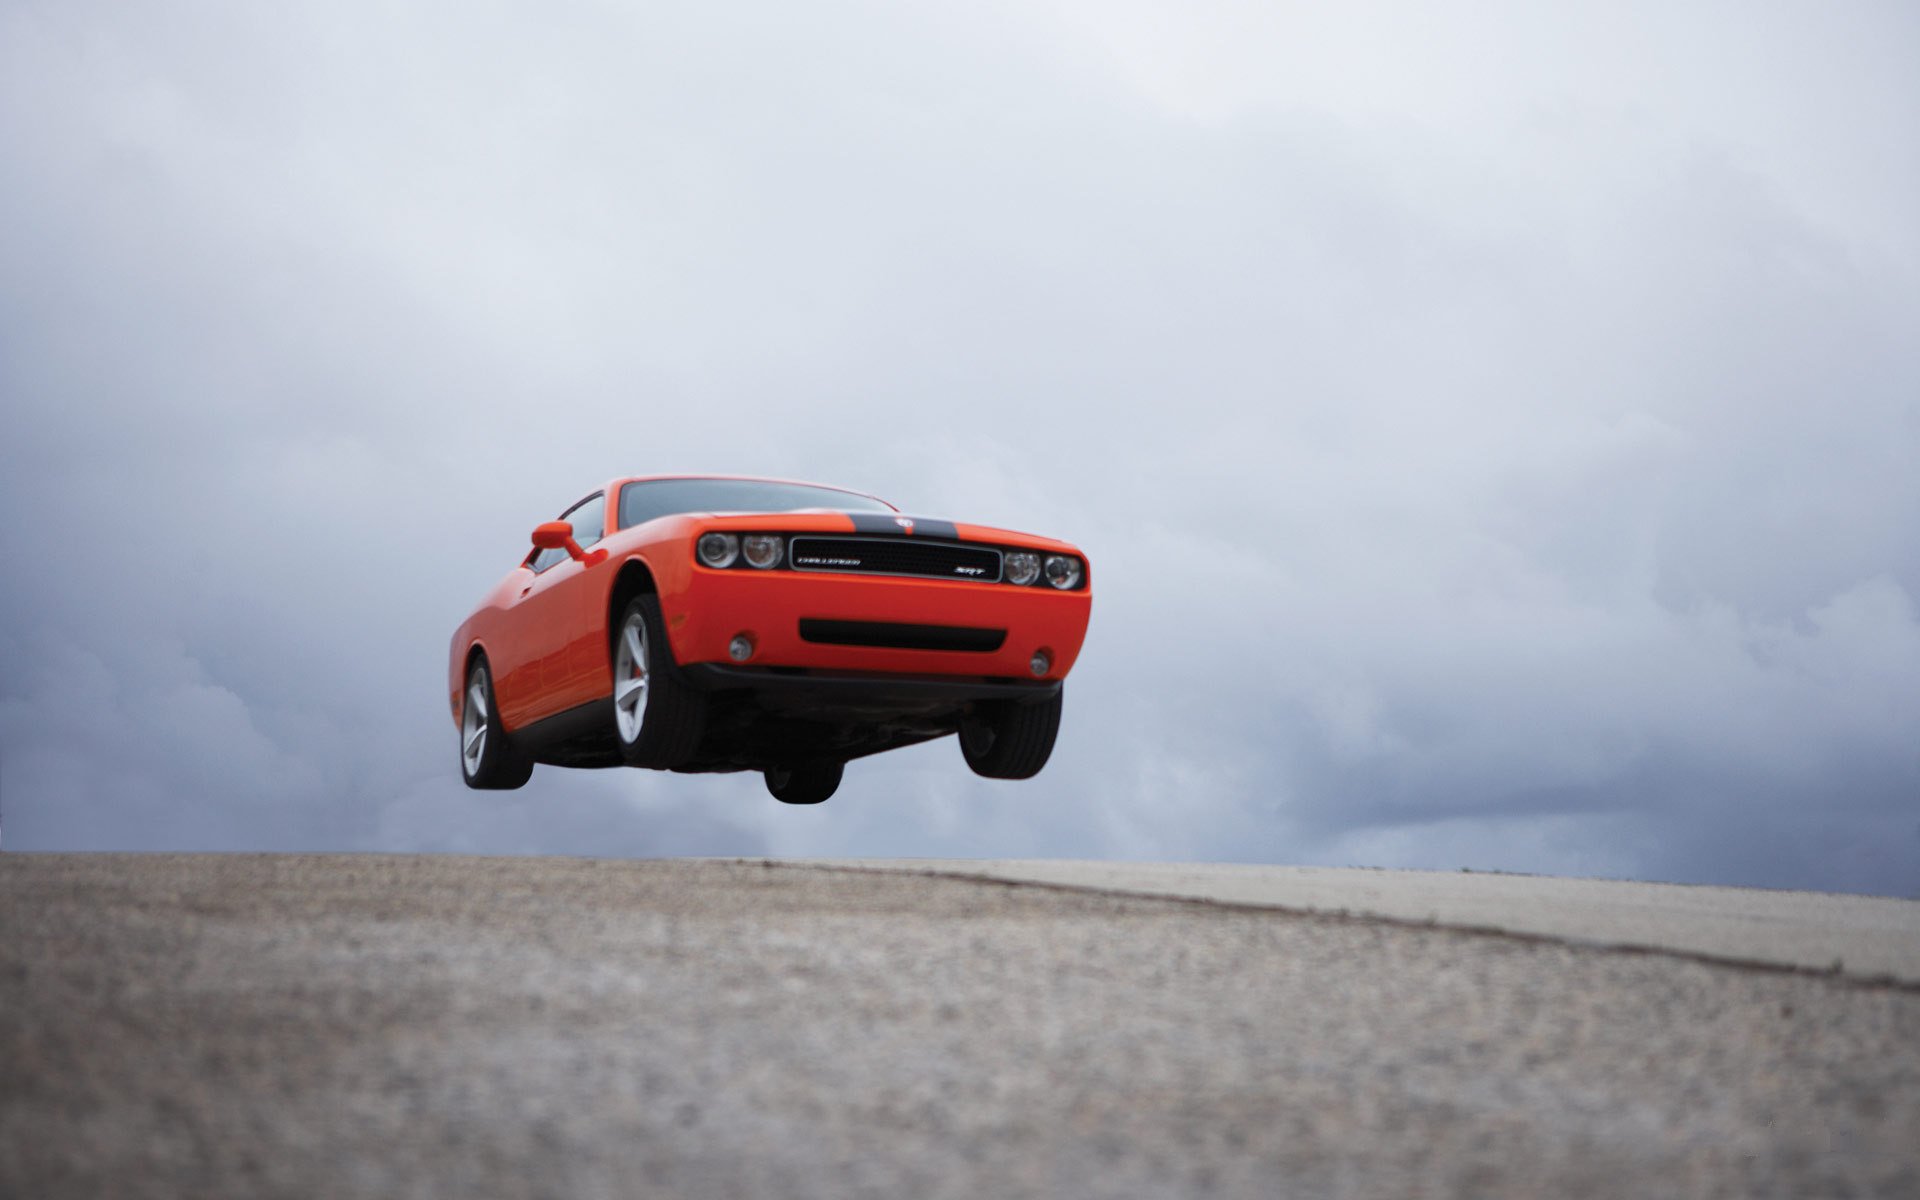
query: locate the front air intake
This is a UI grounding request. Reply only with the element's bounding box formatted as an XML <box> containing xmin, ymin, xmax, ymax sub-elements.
<box><xmin>798</xmin><ymin>619</ymin><xmax>1007</xmax><ymax>652</ymax></box>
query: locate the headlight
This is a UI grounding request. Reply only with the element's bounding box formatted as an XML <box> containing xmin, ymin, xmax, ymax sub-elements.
<box><xmin>1004</xmin><ymin>551</ymin><xmax>1041</xmax><ymax>586</ymax></box>
<box><xmin>742</xmin><ymin>534</ymin><xmax>784</xmax><ymax>569</ymax></box>
<box><xmin>697</xmin><ymin>532</ymin><xmax>740</xmax><ymax>568</ymax></box>
<box><xmin>1043</xmin><ymin>555</ymin><xmax>1082</xmax><ymax>590</ymax></box>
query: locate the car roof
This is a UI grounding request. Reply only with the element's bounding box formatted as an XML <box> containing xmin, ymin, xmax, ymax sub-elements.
<box><xmin>606</xmin><ymin>474</ymin><xmax>899</xmax><ymax>512</ymax></box>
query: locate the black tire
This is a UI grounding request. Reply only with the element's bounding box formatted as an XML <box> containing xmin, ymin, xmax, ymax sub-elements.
<box><xmin>959</xmin><ymin>688</ymin><xmax>1063</xmax><ymax>780</ymax></box>
<box><xmin>460</xmin><ymin>657</ymin><xmax>534</xmax><ymax>790</ymax></box>
<box><xmin>612</xmin><ymin>594</ymin><xmax>707</xmax><ymax>769</ymax></box>
<box><xmin>765</xmin><ymin>762</ymin><xmax>843</xmax><ymax>805</ymax></box>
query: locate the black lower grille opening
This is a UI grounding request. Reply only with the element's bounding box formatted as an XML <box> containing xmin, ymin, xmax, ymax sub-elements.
<box><xmin>799</xmin><ymin>619</ymin><xmax>1007</xmax><ymax>652</ymax></box>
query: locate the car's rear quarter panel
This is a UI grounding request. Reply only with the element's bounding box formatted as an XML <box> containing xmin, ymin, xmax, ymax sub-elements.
<box><xmin>447</xmin><ymin>573</ymin><xmax>530</xmax><ymax>727</ymax></box>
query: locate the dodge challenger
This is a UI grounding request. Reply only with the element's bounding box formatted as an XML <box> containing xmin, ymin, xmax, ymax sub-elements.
<box><xmin>449</xmin><ymin>475</ymin><xmax>1091</xmax><ymax>803</ymax></box>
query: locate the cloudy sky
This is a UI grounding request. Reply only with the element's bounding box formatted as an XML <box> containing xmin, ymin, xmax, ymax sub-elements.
<box><xmin>3</xmin><ymin>1</ymin><xmax>1915</xmax><ymax>894</ymax></box>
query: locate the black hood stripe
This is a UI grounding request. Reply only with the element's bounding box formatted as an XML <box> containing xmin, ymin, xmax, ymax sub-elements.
<box><xmin>847</xmin><ymin>513</ymin><xmax>960</xmax><ymax>540</ymax></box>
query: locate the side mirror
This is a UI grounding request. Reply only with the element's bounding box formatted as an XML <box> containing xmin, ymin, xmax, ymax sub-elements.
<box><xmin>530</xmin><ymin>521</ymin><xmax>608</xmax><ymax>568</ymax></box>
<box><xmin>532</xmin><ymin>521</ymin><xmax>577</xmax><ymax>552</ymax></box>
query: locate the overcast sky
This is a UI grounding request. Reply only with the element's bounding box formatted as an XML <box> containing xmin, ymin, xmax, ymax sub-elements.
<box><xmin>3</xmin><ymin>1</ymin><xmax>1916</xmax><ymax>894</ymax></box>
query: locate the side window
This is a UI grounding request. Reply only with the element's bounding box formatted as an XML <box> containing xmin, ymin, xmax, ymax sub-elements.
<box><xmin>567</xmin><ymin>495</ymin><xmax>605</xmax><ymax>549</ymax></box>
<box><xmin>529</xmin><ymin>493</ymin><xmax>605</xmax><ymax>573</ymax></box>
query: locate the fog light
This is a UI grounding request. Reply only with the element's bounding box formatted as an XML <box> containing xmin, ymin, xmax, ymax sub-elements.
<box><xmin>729</xmin><ymin>634</ymin><xmax>755</xmax><ymax>662</ymax></box>
<box><xmin>1029</xmin><ymin>650</ymin><xmax>1051</xmax><ymax>677</ymax></box>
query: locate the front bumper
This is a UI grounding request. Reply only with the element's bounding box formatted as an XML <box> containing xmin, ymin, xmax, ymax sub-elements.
<box><xmin>662</xmin><ymin>566</ymin><xmax>1091</xmax><ymax>681</ymax></box>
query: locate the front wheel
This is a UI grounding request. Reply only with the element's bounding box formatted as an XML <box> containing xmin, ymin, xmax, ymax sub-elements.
<box><xmin>959</xmin><ymin>688</ymin><xmax>1063</xmax><ymax>780</ymax></box>
<box><xmin>612</xmin><ymin>595</ymin><xmax>706</xmax><ymax>769</ymax></box>
<box><xmin>765</xmin><ymin>762</ymin><xmax>843</xmax><ymax>805</ymax></box>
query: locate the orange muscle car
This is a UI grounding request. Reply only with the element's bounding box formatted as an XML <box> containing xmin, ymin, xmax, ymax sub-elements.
<box><xmin>449</xmin><ymin>476</ymin><xmax>1091</xmax><ymax>803</ymax></box>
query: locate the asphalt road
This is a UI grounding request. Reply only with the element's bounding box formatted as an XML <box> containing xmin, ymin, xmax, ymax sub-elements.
<box><xmin>3</xmin><ymin>854</ymin><xmax>1917</xmax><ymax>1199</ymax></box>
<box><xmin>814</xmin><ymin>858</ymin><xmax>1920</xmax><ymax>982</ymax></box>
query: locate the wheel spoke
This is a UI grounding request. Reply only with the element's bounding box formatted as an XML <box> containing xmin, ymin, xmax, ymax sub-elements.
<box><xmin>463</xmin><ymin>674</ymin><xmax>493</xmax><ymax>774</ymax></box>
<box><xmin>613</xmin><ymin>612</ymin><xmax>655</xmax><ymax>745</ymax></box>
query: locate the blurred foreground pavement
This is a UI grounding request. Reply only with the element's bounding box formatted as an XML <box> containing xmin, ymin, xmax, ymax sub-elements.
<box><xmin>3</xmin><ymin>854</ymin><xmax>1917</xmax><ymax>1199</ymax></box>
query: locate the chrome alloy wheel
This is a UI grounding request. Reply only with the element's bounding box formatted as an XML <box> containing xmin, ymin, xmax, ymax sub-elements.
<box><xmin>462</xmin><ymin>672</ymin><xmax>490</xmax><ymax>776</ymax></box>
<box><xmin>613</xmin><ymin>611</ymin><xmax>650</xmax><ymax>743</ymax></box>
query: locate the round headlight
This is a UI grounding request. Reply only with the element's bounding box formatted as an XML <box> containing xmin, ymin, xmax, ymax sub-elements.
<box><xmin>1043</xmin><ymin>555</ymin><xmax>1082</xmax><ymax>590</ymax></box>
<box><xmin>742</xmin><ymin>534</ymin><xmax>784</xmax><ymax>569</ymax></box>
<box><xmin>1005</xmin><ymin>551</ymin><xmax>1041</xmax><ymax>586</ymax></box>
<box><xmin>697</xmin><ymin>532</ymin><xmax>740</xmax><ymax>568</ymax></box>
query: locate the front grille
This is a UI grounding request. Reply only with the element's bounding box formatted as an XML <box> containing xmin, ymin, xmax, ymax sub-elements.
<box><xmin>788</xmin><ymin>536</ymin><xmax>1003</xmax><ymax>583</ymax></box>
<box><xmin>800</xmin><ymin>619</ymin><xmax>1007</xmax><ymax>652</ymax></box>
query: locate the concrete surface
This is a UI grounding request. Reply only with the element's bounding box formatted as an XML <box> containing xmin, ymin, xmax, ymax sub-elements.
<box><xmin>809</xmin><ymin>859</ymin><xmax>1920</xmax><ymax>983</ymax></box>
<box><xmin>3</xmin><ymin>853</ymin><xmax>1918</xmax><ymax>1200</ymax></box>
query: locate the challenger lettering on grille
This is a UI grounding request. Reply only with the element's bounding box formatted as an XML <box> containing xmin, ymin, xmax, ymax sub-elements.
<box><xmin>788</xmin><ymin>536</ymin><xmax>1003</xmax><ymax>583</ymax></box>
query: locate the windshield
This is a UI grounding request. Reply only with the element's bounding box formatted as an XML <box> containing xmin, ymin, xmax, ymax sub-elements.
<box><xmin>617</xmin><ymin>478</ymin><xmax>895</xmax><ymax>530</ymax></box>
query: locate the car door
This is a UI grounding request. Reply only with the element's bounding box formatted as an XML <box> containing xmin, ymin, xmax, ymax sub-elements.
<box><xmin>495</xmin><ymin>493</ymin><xmax>606</xmax><ymax>729</ymax></box>
<box><xmin>552</xmin><ymin>490</ymin><xmax>621</xmax><ymax>711</ymax></box>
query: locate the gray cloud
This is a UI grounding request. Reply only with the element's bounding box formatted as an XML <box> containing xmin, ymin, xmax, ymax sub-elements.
<box><xmin>3</xmin><ymin>1</ymin><xmax>1915</xmax><ymax>893</ymax></box>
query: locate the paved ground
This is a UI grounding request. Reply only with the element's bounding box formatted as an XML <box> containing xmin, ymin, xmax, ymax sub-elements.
<box><xmin>3</xmin><ymin>854</ymin><xmax>1917</xmax><ymax>1199</ymax></box>
<box><xmin>811</xmin><ymin>859</ymin><xmax>1920</xmax><ymax>982</ymax></box>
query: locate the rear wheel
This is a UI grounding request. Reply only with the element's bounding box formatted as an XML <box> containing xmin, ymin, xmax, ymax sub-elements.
<box><xmin>959</xmin><ymin>689</ymin><xmax>1063</xmax><ymax>780</ymax></box>
<box><xmin>460</xmin><ymin>658</ymin><xmax>534</xmax><ymax>790</ymax></box>
<box><xmin>613</xmin><ymin>594</ymin><xmax>706</xmax><ymax>769</ymax></box>
<box><xmin>765</xmin><ymin>762</ymin><xmax>843</xmax><ymax>805</ymax></box>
